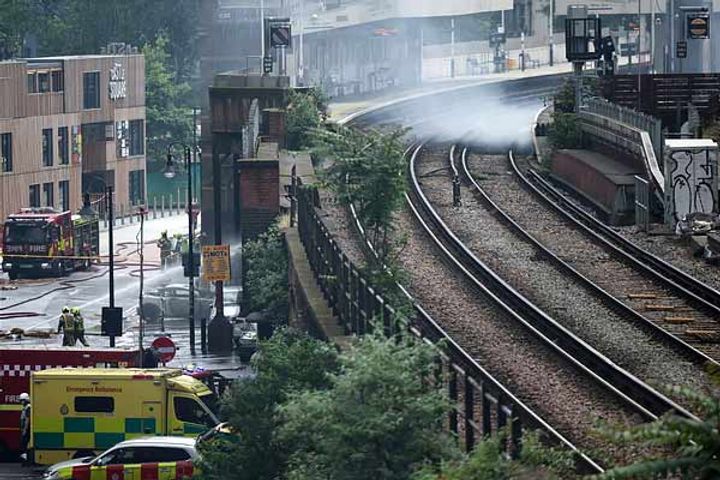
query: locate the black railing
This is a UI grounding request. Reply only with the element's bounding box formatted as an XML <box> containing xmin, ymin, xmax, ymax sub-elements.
<box><xmin>296</xmin><ymin>186</ymin><xmax>600</xmax><ymax>471</ymax></box>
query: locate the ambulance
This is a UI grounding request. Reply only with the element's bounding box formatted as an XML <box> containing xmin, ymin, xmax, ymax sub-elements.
<box><xmin>30</xmin><ymin>368</ymin><xmax>220</xmax><ymax>465</ymax></box>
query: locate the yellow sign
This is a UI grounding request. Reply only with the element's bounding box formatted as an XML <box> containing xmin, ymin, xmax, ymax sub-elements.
<box><xmin>202</xmin><ymin>245</ymin><xmax>231</xmax><ymax>282</ymax></box>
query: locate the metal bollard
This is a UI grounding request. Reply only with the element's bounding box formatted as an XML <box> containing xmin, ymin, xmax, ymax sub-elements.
<box><xmin>161</xmin><ymin>196</ymin><xmax>166</xmax><ymax>218</ymax></box>
<box><xmin>169</xmin><ymin>195</ymin><xmax>174</xmax><ymax>217</ymax></box>
<box><xmin>153</xmin><ymin>196</ymin><xmax>157</xmax><ymax>219</ymax></box>
<box><xmin>200</xmin><ymin>318</ymin><xmax>207</xmax><ymax>354</ymax></box>
<box><xmin>176</xmin><ymin>187</ymin><xmax>181</xmax><ymax>216</ymax></box>
<box><xmin>120</xmin><ymin>204</ymin><xmax>125</xmax><ymax>225</ymax></box>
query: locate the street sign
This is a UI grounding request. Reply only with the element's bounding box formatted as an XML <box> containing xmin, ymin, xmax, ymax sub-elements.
<box><xmin>270</xmin><ymin>24</ymin><xmax>291</xmax><ymax>48</ymax></box>
<box><xmin>489</xmin><ymin>32</ymin><xmax>506</xmax><ymax>47</ymax></box>
<box><xmin>202</xmin><ymin>245</ymin><xmax>231</xmax><ymax>282</ymax></box>
<box><xmin>151</xmin><ymin>336</ymin><xmax>176</xmax><ymax>363</ymax></box>
<box><xmin>676</xmin><ymin>41</ymin><xmax>688</xmax><ymax>58</ymax></box>
<box><xmin>263</xmin><ymin>55</ymin><xmax>273</xmax><ymax>74</ymax></box>
<box><xmin>687</xmin><ymin>13</ymin><xmax>710</xmax><ymax>39</ymax></box>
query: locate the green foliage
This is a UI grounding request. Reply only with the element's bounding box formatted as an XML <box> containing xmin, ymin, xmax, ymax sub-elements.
<box><xmin>412</xmin><ymin>431</ymin><xmax>576</xmax><ymax>480</ymax></box>
<box><xmin>554</xmin><ymin>79</ymin><xmax>577</xmax><ymax>114</ymax></box>
<box><xmin>286</xmin><ymin>89</ymin><xmax>325</xmax><ymax>151</ymax></box>
<box><xmin>548</xmin><ymin>112</ymin><xmax>582</xmax><ymax>149</ymax></box>
<box><xmin>243</xmin><ymin>225</ymin><xmax>288</xmax><ymax>322</ymax></box>
<box><xmin>0</xmin><ymin>0</ymin><xmax>46</xmax><ymax>58</ymax></box>
<box><xmin>315</xmin><ymin>126</ymin><xmax>408</xmax><ymax>263</ymax></box>
<box><xmin>278</xmin><ymin>329</ymin><xmax>458</xmax><ymax>480</ymax></box>
<box><xmin>596</xmin><ymin>386</ymin><xmax>720</xmax><ymax>479</ymax></box>
<box><xmin>144</xmin><ymin>34</ymin><xmax>193</xmax><ymax>165</ymax></box>
<box><xmin>195</xmin><ymin>328</ymin><xmax>340</xmax><ymax>480</ymax></box>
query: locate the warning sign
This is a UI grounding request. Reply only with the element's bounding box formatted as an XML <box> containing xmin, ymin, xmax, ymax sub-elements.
<box><xmin>202</xmin><ymin>245</ymin><xmax>231</xmax><ymax>282</ymax></box>
<box><xmin>687</xmin><ymin>13</ymin><xmax>710</xmax><ymax>39</ymax></box>
<box><xmin>270</xmin><ymin>24</ymin><xmax>291</xmax><ymax>48</ymax></box>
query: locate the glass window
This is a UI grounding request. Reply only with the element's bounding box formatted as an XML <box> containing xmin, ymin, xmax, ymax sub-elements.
<box><xmin>42</xmin><ymin>129</ymin><xmax>53</xmax><ymax>166</ymax></box>
<box><xmin>58</xmin><ymin>127</ymin><xmax>69</xmax><ymax>165</ymax></box>
<box><xmin>38</xmin><ymin>72</ymin><xmax>50</xmax><ymax>93</ymax></box>
<box><xmin>1</xmin><ymin>133</ymin><xmax>11</xmax><ymax>172</ymax></box>
<box><xmin>174</xmin><ymin>396</ymin><xmax>214</xmax><ymax>427</ymax></box>
<box><xmin>129</xmin><ymin>120</ymin><xmax>145</xmax><ymax>156</ymax></box>
<box><xmin>129</xmin><ymin>169</ymin><xmax>145</xmax><ymax>206</ymax></box>
<box><xmin>27</xmin><ymin>73</ymin><xmax>37</xmax><ymax>93</ymax></box>
<box><xmin>29</xmin><ymin>184</ymin><xmax>41</xmax><ymax>208</ymax></box>
<box><xmin>75</xmin><ymin>396</ymin><xmax>114</xmax><ymax>413</ymax></box>
<box><xmin>141</xmin><ymin>447</ymin><xmax>191</xmax><ymax>463</ymax></box>
<box><xmin>95</xmin><ymin>447</ymin><xmax>141</xmax><ymax>466</ymax></box>
<box><xmin>4</xmin><ymin>224</ymin><xmax>46</xmax><ymax>245</ymax></box>
<box><xmin>83</xmin><ymin>72</ymin><xmax>100</xmax><ymax>109</ymax></box>
<box><xmin>51</xmin><ymin>71</ymin><xmax>64</xmax><ymax>92</ymax></box>
<box><xmin>42</xmin><ymin>182</ymin><xmax>54</xmax><ymax>207</ymax></box>
<box><xmin>59</xmin><ymin>180</ymin><xmax>69</xmax><ymax>211</ymax></box>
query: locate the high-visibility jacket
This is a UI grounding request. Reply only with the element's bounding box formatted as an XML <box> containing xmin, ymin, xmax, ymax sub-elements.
<box><xmin>57</xmin><ymin>313</ymin><xmax>75</xmax><ymax>333</ymax></box>
<box><xmin>53</xmin><ymin>459</ymin><xmax>195</xmax><ymax>479</ymax></box>
<box><xmin>74</xmin><ymin>313</ymin><xmax>85</xmax><ymax>333</ymax></box>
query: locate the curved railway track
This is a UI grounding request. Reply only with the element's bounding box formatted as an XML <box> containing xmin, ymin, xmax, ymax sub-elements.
<box><xmin>449</xmin><ymin>147</ymin><xmax>720</xmax><ymax>418</ymax></box>
<box><xmin>393</xmin><ymin>142</ymin><xmax>703</xmax><ymax>473</ymax></box>
<box><xmin>511</xmin><ymin>156</ymin><xmax>720</xmax><ymax>354</ymax></box>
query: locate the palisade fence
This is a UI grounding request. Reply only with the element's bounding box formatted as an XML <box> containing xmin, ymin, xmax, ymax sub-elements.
<box><xmin>90</xmin><ymin>188</ymin><xmax>191</xmax><ymax>229</ymax></box>
<box><xmin>584</xmin><ymin>97</ymin><xmax>664</xmax><ymax>161</ymax></box>
<box><xmin>297</xmin><ymin>186</ymin><xmax>590</xmax><ymax>465</ymax></box>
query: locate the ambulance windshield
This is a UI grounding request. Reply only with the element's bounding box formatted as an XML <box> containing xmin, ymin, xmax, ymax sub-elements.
<box><xmin>200</xmin><ymin>392</ymin><xmax>220</xmax><ymax>418</ymax></box>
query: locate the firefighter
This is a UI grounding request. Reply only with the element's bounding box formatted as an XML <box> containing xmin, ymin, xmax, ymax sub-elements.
<box><xmin>19</xmin><ymin>392</ymin><xmax>30</xmax><ymax>465</ymax></box>
<box><xmin>72</xmin><ymin>307</ymin><xmax>89</xmax><ymax>347</ymax></box>
<box><xmin>157</xmin><ymin>231</ymin><xmax>171</xmax><ymax>269</ymax></box>
<box><xmin>57</xmin><ymin>306</ymin><xmax>75</xmax><ymax>346</ymax></box>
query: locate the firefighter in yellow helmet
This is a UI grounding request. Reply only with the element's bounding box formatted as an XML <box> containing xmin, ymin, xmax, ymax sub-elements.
<box><xmin>157</xmin><ymin>231</ymin><xmax>172</xmax><ymax>269</ymax></box>
<box><xmin>72</xmin><ymin>307</ymin><xmax>89</xmax><ymax>346</ymax></box>
<box><xmin>57</xmin><ymin>306</ymin><xmax>75</xmax><ymax>346</ymax></box>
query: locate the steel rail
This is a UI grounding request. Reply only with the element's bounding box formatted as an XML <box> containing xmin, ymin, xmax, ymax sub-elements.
<box><xmin>409</xmin><ymin>143</ymin><xmax>697</xmax><ymax>423</ymax></box>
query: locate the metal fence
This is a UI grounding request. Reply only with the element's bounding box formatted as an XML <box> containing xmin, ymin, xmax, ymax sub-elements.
<box><xmin>296</xmin><ymin>186</ymin><xmax>585</xmax><ymax>461</ymax></box>
<box><xmin>584</xmin><ymin>97</ymin><xmax>663</xmax><ymax>161</ymax></box>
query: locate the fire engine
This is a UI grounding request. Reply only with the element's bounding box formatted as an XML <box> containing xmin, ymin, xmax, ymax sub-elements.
<box><xmin>1</xmin><ymin>208</ymin><xmax>99</xmax><ymax>280</ymax></box>
<box><xmin>0</xmin><ymin>346</ymin><xmax>142</xmax><ymax>458</ymax></box>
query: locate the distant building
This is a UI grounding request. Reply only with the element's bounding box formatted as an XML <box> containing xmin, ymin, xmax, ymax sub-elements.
<box><xmin>0</xmin><ymin>54</ymin><xmax>146</xmax><ymax>224</ymax></box>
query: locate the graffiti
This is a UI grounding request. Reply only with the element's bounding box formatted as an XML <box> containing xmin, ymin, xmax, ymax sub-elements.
<box><xmin>664</xmin><ymin>141</ymin><xmax>718</xmax><ymax>225</ymax></box>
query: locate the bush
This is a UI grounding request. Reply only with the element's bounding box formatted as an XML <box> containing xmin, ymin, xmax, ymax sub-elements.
<box><xmin>243</xmin><ymin>225</ymin><xmax>288</xmax><ymax>322</ymax></box>
<box><xmin>286</xmin><ymin>89</ymin><xmax>326</xmax><ymax>150</ymax></box>
<box><xmin>548</xmin><ymin>112</ymin><xmax>582</xmax><ymax>149</ymax></box>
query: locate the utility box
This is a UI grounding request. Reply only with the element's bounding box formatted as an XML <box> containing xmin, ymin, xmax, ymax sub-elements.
<box><xmin>664</xmin><ymin>139</ymin><xmax>719</xmax><ymax>226</ymax></box>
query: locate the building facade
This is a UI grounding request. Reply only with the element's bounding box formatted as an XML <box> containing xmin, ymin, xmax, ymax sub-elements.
<box><xmin>0</xmin><ymin>54</ymin><xmax>146</xmax><ymax>225</ymax></box>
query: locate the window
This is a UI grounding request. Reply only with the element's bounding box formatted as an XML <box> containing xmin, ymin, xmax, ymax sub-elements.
<box><xmin>95</xmin><ymin>447</ymin><xmax>141</xmax><ymax>466</ymax></box>
<box><xmin>42</xmin><ymin>182</ymin><xmax>54</xmax><ymax>207</ymax></box>
<box><xmin>59</xmin><ymin>180</ymin><xmax>69</xmax><ymax>211</ymax></box>
<box><xmin>51</xmin><ymin>70</ymin><xmax>64</xmax><ymax>92</ymax></box>
<box><xmin>38</xmin><ymin>72</ymin><xmax>50</xmax><ymax>93</ymax></box>
<box><xmin>1</xmin><ymin>133</ymin><xmax>11</xmax><ymax>172</ymax></box>
<box><xmin>58</xmin><ymin>127</ymin><xmax>69</xmax><ymax>165</ymax></box>
<box><xmin>174</xmin><ymin>396</ymin><xmax>214</xmax><ymax>427</ymax></box>
<box><xmin>83</xmin><ymin>71</ymin><xmax>100</xmax><ymax>109</ymax></box>
<box><xmin>74</xmin><ymin>396</ymin><xmax>114</xmax><ymax>413</ymax></box>
<box><xmin>42</xmin><ymin>129</ymin><xmax>53</xmax><ymax>166</ymax></box>
<box><xmin>129</xmin><ymin>169</ymin><xmax>145</xmax><ymax>206</ymax></box>
<box><xmin>129</xmin><ymin>120</ymin><xmax>145</xmax><ymax>156</ymax></box>
<box><xmin>29</xmin><ymin>184</ymin><xmax>40</xmax><ymax>208</ymax></box>
<box><xmin>27</xmin><ymin>72</ymin><xmax>37</xmax><ymax>93</ymax></box>
<box><xmin>141</xmin><ymin>447</ymin><xmax>191</xmax><ymax>463</ymax></box>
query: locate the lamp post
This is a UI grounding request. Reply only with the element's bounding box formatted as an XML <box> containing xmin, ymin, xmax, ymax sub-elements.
<box><xmin>164</xmin><ymin>144</ymin><xmax>198</xmax><ymax>355</ymax></box>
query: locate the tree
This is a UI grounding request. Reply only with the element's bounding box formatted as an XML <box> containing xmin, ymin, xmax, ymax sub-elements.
<box><xmin>144</xmin><ymin>34</ymin><xmax>193</xmax><ymax>166</ymax></box>
<box><xmin>243</xmin><ymin>224</ymin><xmax>288</xmax><ymax>322</ymax></box>
<box><xmin>315</xmin><ymin>126</ymin><xmax>408</xmax><ymax>264</ymax></box>
<box><xmin>597</xmin><ymin>386</ymin><xmax>720</xmax><ymax>479</ymax></box>
<box><xmin>548</xmin><ymin>112</ymin><xmax>582</xmax><ymax>149</ymax></box>
<box><xmin>285</xmin><ymin>89</ymin><xmax>326</xmax><ymax>151</ymax></box>
<box><xmin>277</xmin><ymin>330</ymin><xmax>458</xmax><ymax>480</ymax></box>
<box><xmin>196</xmin><ymin>328</ymin><xmax>340</xmax><ymax>480</ymax></box>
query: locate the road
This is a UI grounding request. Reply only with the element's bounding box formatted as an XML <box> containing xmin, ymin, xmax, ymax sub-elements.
<box><xmin>0</xmin><ymin>213</ymin><xmax>249</xmax><ymax>375</ymax></box>
<box><xmin>0</xmin><ymin>464</ymin><xmax>45</xmax><ymax>479</ymax></box>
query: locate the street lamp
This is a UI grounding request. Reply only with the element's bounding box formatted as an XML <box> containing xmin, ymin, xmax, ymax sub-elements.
<box><xmin>164</xmin><ymin>144</ymin><xmax>198</xmax><ymax>355</ymax></box>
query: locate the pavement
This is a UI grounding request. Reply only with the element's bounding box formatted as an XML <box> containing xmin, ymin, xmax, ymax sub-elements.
<box><xmin>0</xmin><ymin>464</ymin><xmax>44</xmax><ymax>479</ymax></box>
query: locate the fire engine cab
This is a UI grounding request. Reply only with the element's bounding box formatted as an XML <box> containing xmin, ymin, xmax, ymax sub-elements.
<box><xmin>1</xmin><ymin>208</ymin><xmax>99</xmax><ymax>280</ymax></box>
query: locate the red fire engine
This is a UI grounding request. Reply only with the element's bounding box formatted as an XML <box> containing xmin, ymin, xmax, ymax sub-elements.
<box><xmin>1</xmin><ymin>208</ymin><xmax>99</xmax><ymax>280</ymax></box>
<box><xmin>0</xmin><ymin>346</ymin><xmax>142</xmax><ymax>457</ymax></box>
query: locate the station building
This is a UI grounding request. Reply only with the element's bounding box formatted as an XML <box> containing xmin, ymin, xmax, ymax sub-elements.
<box><xmin>0</xmin><ymin>54</ymin><xmax>146</xmax><ymax>225</ymax></box>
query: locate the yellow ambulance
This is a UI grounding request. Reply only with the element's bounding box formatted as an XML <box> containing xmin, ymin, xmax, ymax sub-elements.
<box><xmin>30</xmin><ymin>368</ymin><xmax>220</xmax><ymax>465</ymax></box>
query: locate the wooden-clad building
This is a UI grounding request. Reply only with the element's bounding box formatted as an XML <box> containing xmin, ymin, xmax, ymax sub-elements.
<box><xmin>0</xmin><ymin>54</ymin><xmax>146</xmax><ymax>227</ymax></box>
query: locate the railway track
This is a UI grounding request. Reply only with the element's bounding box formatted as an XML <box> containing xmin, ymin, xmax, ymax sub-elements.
<box><xmin>398</xmin><ymin>143</ymin><xmax>702</xmax><ymax>472</ymax></box>
<box><xmin>449</xmin><ymin>147</ymin><xmax>720</xmax><ymax>418</ymax></box>
<box><xmin>472</xmin><ymin>149</ymin><xmax>720</xmax><ymax>362</ymax></box>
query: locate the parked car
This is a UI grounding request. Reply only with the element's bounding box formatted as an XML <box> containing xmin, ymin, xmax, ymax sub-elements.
<box><xmin>141</xmin><ymin>284</ymin><xmax>212</xmax><ymax>322</ymax></box>
<box><xmin>43</xmin><ymin>436</ymin><xmax>198</xmax><ymax>480</ymax></box>
<box><xmin>234</xmin><ymin>320</ymin><xmax>258</xmax><ymax>361</ymax></box>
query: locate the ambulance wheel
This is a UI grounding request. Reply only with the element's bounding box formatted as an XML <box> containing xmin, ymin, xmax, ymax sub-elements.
<box><xmin>73</xmin><ymin>449</ymin><xmax>94</xmax><ymax>459</ymax></box>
